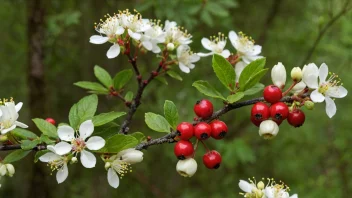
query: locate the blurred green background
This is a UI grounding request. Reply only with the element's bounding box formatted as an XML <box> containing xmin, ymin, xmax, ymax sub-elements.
<box><xmin>0</xmin><ymin>0</ymin><xmax>351</xmax><ymax>197</ymax></box>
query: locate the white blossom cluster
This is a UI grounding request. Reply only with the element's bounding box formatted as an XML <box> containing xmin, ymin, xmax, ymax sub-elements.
<box><xmin>0</xmin><ymin>99</ymin><xmax>28</xmax><ymax>135</ymax></box>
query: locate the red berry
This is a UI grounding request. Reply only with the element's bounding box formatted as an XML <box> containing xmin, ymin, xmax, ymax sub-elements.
<box><xmin>210</xmin><ymin>120</ymin><xmax>228</xmax><ymax>140</ymax></box>
<box><xmin>176</xmin><ymin>122</ymin><xmax>194</xmax><ymax>140</ymax></box>
<box><xmin>203</xmin><ymin>150</ymin><xmax>222</xmax><ymax>169</ymax></box>
<box><xmin>270</xmin><ymin>102</ymin><xmax>289</xmax><ymax>123</ymax></box>
<box><xmin>251</xmin><ymin>102</ymin><xmax>270</xmax><ymax>127</ymax></box>
<box><xmin>174</xmin><ymin>140</ymin><xmax>194</xmax><ymax>160</ymax></box>
<box><xmin>287</xmin><ymin>109</ymin><xmax>305</xmax><ymax>127</ymax></box>
<box><xmin>45</xmin><ymin>118</ymin><xmax>56</xmax><ymax>125</ymax></box>
<box><xmin>194</xmin><ymin>99</ymin><xmax>213</xmax><ymax>119</ymax></box>
<box><xmin>263</xmin><ymin>85</ymin><xmax>282</xmax><ymax>104</ymax></box>
<box><xmin>194</xmin><ymin>122</ymin><xmax>211</xmax><ymax>140</ymax></box>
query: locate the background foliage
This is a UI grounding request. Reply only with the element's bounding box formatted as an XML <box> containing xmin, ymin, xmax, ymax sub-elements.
<box><xmin>0</xmin><ymin>0</ymin><xmax>351</xmax><ymax>197</ymax></box>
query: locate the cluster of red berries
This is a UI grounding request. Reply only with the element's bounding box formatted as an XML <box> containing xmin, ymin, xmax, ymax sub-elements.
<box><xmin>251</xmin><ymin>85</ymin><xmax>305</xmax><ymax>127</ymax></box>
<box><xmin>174</xmin><ymin>99</ymin><xmax>227</xmax><ymax>169</ymax></box>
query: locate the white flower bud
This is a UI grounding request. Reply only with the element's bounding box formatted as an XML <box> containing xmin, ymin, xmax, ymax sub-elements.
<box><xmin>259</xmin><ymin>120</ymin><xmax>279</xmax><ymax>139</ymax></box>
<box><xmin>119</xmin><ymin>149</ymin><xmax>144</xmax><ymax>165</ymax></box>
<box><xmin>71</xmin><ymin>157</ymin><xmax>78</xmax><ymax>163</ymax></box>
<box><xmin>105</xmin><ymin>162</ymin><xmax>111</xmax><ymax>170</ymax></box>
<box><xmin>176</xmin><ymin>158</ymin><xmax>197</xmax><ymax>177</ymax></box>
<box><xmin>5</xmin><ymin>164</ymin><xmax>15</xmax><ymax>177</ymax></box>
<box><xmin>0</xmin><ymin>164</ymin><xmax>7</xmax><ymax>176</ymax></box>
<box><xmin>167</xmin><ymin>43</ymin><xmax>175</xmax><ymax>51</ymax></box>
<box><xmin>291</xmin><ymin>67</ymin><xmax>302</xmax><ymax>81</ymax></box>
<box><xmin>271</xmin><ymin>62</ymin><xmax>286</xmax><ymax>89</ymax></box>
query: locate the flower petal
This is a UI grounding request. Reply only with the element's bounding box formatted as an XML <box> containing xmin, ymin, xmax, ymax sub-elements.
<box><xmin>228</xmin><ymin>31</ymin><xmax>238</xmax><ymax>45</ymax></box>
<box><xmin>86</xmin><ymin>136</ymin><xmax>105</xmax><ymax>150</ymax></box>
<box><xmin>107</xmin><ymin>168</ymin><xmax>120</xmax><ymax>188</ymax></box>
<box><xmin>56</xmin><ymin>163</ymin><xmax>68</xmax><ymax>184</ymax></box>
<box><xmin>39</xmin><ymin>152</ymin><xmax>60</xmax><ymax>162</ymax></box>
<box><xmin>220</xmin><ymin>49</ymin><xmax>230</xmax><ymax>58</ymax></box>
<box><xmin>238</xmin><ymin>180</ymin><xmax>254</xmax><ymax>193</ymax></box>
<box><xmin>310</xmin><ymin>90</ymin><xmax>325</xmax><ymax>103</ymax></box>
<box><xmin>54</xmin><ymin>142</ymin><xmax>72</xmax><ymax>155</ymax></box>
<box><xmin>304</xmin><ymin>74</ymin><xmax>319</xmax><ymax>89</ymax></box>
<box><xmin>58</xmin><ymin>125</ymin><xmax>75</xmax><ymax>141</ymax></box>
<box><xmin>79</xmin><ymin>120</ymin><xmax>94</xmax><ymax>140</ymax></box>
<box><xmin>142</xmin><ymin>41</ymin><xmax>153</xmax><ymax>51</ymax></box>
<box><xmin>80</xmin><ymin>150</ymin><xmax>96</xmax><ymax>168</ymax></box>
<box><xmin>89</xmin><ymin>35</ymin><xmax>109</xmax><ymax>44</ymax></box>
<box><xmin>319</xmin><ymin>63</ymin><xmax>328</xmax><ymax>83</ymax></box>
<box><xmin>190</xmin><ymin>54</ymin><xmax>200</xmax><ymax>63</ymax></box>
<box><xmin>197</xmin><ymin>52</ymin><xmax>214</xmax><ymax>57</ymax></box>
<box><xmin>290</xmin><ymin>194</ymin><xmax>298</xmax><ymax>198</ymax></box>
<box><xmin>179</xmin><ymin>63</ymin><xmax>190</xmax><ymax>73</ymax></box>
<box><xmin>15</xmin><ymin>102</ymin><xmax>23</xmax><ymax>112</ymax></box>
<box><xmin>235</xmin><ymin>61</ymin><xmax>247</xmax><ymax>82</ymax></box>
<box><xmin>326</xmin><ymin>86</ymin><xmax>347</xmax><ymax>98</ymax></box>
<box><xmin>14</xmin><ymin>121</ymin><xmax>28</xmax><ymax>128</ymax></box>
<box><xmin>201</xmin><ymin>38</ymin><xmax>213</xmax><ymax>51</ymax></box>
<box><xmin>1</xmin><ymin>124</ymin><xmax>16</xmax><ymax>134</ymax></box>
<box><xmin>128</xmin><ymin>29</ymin><xmax>141</xmax><ymax>40</ymax></box>
<box><xmin>106</xmin><ymin>44</ymin><xmax>120</xmax><ymax>59</ymax></box>
<box><xmin>115</xmin><ymin>26</ymin><xmax>125</xmax><ymax>35</ymax></box>
<box><xmin>325</xmin><ymin>96</ymin><xmax>336</xmax><ymax>118</ymax></box>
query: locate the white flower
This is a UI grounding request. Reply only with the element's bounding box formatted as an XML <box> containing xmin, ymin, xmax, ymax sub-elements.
<box><xmin>271</xmin><ymin>62</ymin><xmax>287</xmax><ymax>89</ymax></box>
<box><xmin>164</xmin><ymin>20</ymin><xmax>192</xmax><ymax>47</ymax></box>
<box><xmin>0</xmin><ymin>101</ymin><xmax>28</xmax><ymax>134</ymax></box>
<box><xmin>229</xmin><ymin>30</ymin><xmax>262</xmax><ymax>64</ymax></box>
<box><xmin>39</xmin><ymin>145</ymin><xmax>70</xmax><ymax>184</ymax></box>
<box><xmin>303</xmin><ymin>63</ymin><xmax>348</xmax><ymax>118</ymax></box>
<box><xmin>176</xmin><ymin>45</ymin><xmax>200</xmax><ymax>73</ymax></box>
<box><xmin>198</xmin><ymin>33</ymin><xmax>230</xmax><ymax>58</ymax></box>
<box><xmin>140</xmin><ymin>24</ymin><xmax>166</xmax><ymax>53</ymax></box>
<box><xmin>176</xmin><ymin>158</ymin><xmax>197</xmax><ymax>177</ymax></box>
<box><xmin>89</xmin><ymin>15</ymin><xmax>125</xmax><ymax>59</ymax></box>
<box><xmin>57</xmin><ymin>120</ymin><xmax>106</xmax><ymax>168</ymax></box>
<box><xmin>264</xmin><ymin>186</ymin><xmax>298</xmax><ymax>198</ymax></box>
<box><xmin>106</xmin><ymin>148</ymin><xmax>144</xmax><ymax>188</ymax></box>
<box><xmin>235</xmin><ymin>61</ymin><xmax>247</xmax><ymax>82</ymax></box>
<box><xmin>259</xmin><ymin>120</ymin><xmax>279</xmax><ymax>139</ymax></box>
<box><xmin>117</xmin><ymin>11</ymin><xmax>151</xmax><ymax>40</ymax></box>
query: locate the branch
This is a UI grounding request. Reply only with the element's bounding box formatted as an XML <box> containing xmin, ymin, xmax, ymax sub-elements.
<box><xmin>0</xmin><ymin>144</ymin><xmax>46</xmax><ymax>151</ymax></box>
<box><xmin>301</xmin><ymin>1</ymin><xmax>352</xmax><ymax>65</ymax></box>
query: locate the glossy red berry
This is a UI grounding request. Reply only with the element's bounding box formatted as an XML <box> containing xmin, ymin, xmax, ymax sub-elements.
<box><xmin>45</xmin><ymin>118</ymin><xmax>56</xmax><ymax>125</ymax></box>
<box><xmin>174</xmin><ymin>140</ymin><xmax>194</xmax><ymax>160</ymax></box>
<box><xmin>203</xmin><ymin>150</ymin><xmax>222</xmax><ymax>169</ymax></box>
<box><xmin>176</xmin><ymin>122</ymin><xmax>194</xmax><ymax>140</ymax></box>
<box><xmin>194</xmin><ymin>122</ymin><xmax>211</xmax><ymax>140</ymax></box>
<box><xmin>210</xmin><ymin>120</ymin><xmax>228</xmax><ymax>140</ymax></box>
<box><xmin>194</xmin><ymin>99</ymin><xmax>213</xmax><ymax>119</ymax></box>
<box><xmin>251</xmin><ymin>102</ymin><xmax>270</xmax><ymax>127</ymax></box>
<box><xmin>263</xmin><ymin>85</ymin><xmax>282</xmax><ymax>104</ymax></box>
<box><xmin>287</xmin><ymin>109</ymin><xmax>305</xmax><ymax>127</ymax></box>
<box><xmin>270</xmin><ymin>102</ymin><xmax>289</xmax><ymax>123</ymax></box>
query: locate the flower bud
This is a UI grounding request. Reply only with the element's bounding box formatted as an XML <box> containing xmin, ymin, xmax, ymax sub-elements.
<box><xmin>257</xmin><ymin>181</ymin><xmax>265</xmax><ymax>190</ymax></box>
<box><xmin>0</xmin><ymin>164</ymin><xmax>7</xmax><ymax>176</ymax></box>
<box><xmin>291</xmin><ymin>67</ymin><xmax>302</xmax><ymax>81</ymax></box>
<box><xmin>119</xmin><ymin>149</ymin><xmax>143</xmax><ymax>164</ymax></box>
<box><xmin>304</xmin><ymin>101</ymin><xmax>314</xmax><ymax>110</ymax></box>
<box><xmin>271</xmin><ymin>62</ymin><xmax>286</xmax><ymax>89</ymax></box>
<box><xmin>167</xmin><ymin>43</ymin><xmax>175</xmax><ymax>51</ymax></box>
<box><xmin>259</xmin><ymin>120</ymin><xmax>279</xmax><ymax>139</ymax></box>
<box><xmin>5</xmin><ymin>164</ymin><xmax>15</xmax><ymax>177</ymax></box>
<box><xmin>71</xmin><ymin>157</ymin><xmax>78</xmax><ymax>163</ymax></box>
<box><xmin>105</xmin><ymin>162</ymin><xmax>111</xmax><ymax>170</ymax></box>
<box><xmin>176</xmin><ymin>158</ymin><xmax>197</xmax><ymax>177</ymax></box>
<box><xmin>0</xmin><ymin>135</ymin><xmax>8</xmax><ymax>142</ymax></box>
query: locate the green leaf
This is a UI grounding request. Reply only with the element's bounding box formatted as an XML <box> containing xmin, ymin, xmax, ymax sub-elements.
<box><xmin>167</xmin><ymin>70</ymin><xmax>183</xmax><ymax>81</ymax></box>
<box><xmin>3</xmin><ymin>150</ymin><xmax>31</xmax><ymax>163</ymax></box>
<box><xmin>21</xmin><ymin>139</ymin><xmax>41</xmax><ymax>150</ymax></box>
<box><xmin>11</xmin><ymin>128</ymin><xmax>38</xmax><ymax>140</ymax></box>
<box><xmin>155</xmin><ymin>76</ymin><xmax>168</xmax><ymax>85</ymax></box>
<box><xmin>32</xmin><ymin>118</ymin><xmax>58</xmax><ymax>138</ymax></box>
<box><xmin>124</xmin><ymin>91</ymin><xmax>134</xmax><ymax>101</ymax></box>
<box><xmin>145</xmin><ymin>113</ymin><xmax>171</xmax><ymax>133</ymax></box>
<box><xmin>130</xmin><ymin>132</ymin><xmax>146</xmax><ymax>143</ymax></box>
<box><xmin>164</xmin><ymin>100</ymin><xmax>179</xmax><ymax>129</ymax></box>
<box><xmin>98</xmin><ymin>134</ymin><xmax>138</xmax><ymax>153</ymax></box>
<box><xmin>74</xmin><ymin>81</ymin><xmax>109</xmax><ymax>93</ymax></box>
<box><xmin>113</xmin><ymin>69</ymin><xmax>133</xmax><ymax>90</ymax></box>
<box><xmin>34</xmin><ymin>150</ymin><xmax>50</xmax><ymax>163</ymax></box>
<box><xmin>94</xmin><ymin>65</ymin><xmax>112</xmax><ymax>88</ymax></box>
<box><xmin>212</xmin><ymin>54</ymin><xmax>236</xmax><ymax>91</ymax></box>
<box><xmin>243</xmin><ymin>69</ymin><xmax>269</xmax><ymax>91</ymax></box>
<box><xmin>227</xmin><ymin>92</ymin><xmax>245</xmax><ymax>103</ymax></box>
<box><xmin>93</xmin><ymin>122</ymin><xmax>120</xmax><ymax>139</ymax></box>
<box><xmin>40</xmin><ymin>135</ymin><xmax>56</xmax><ymax>144</ymax></box>
<box><xmin>69</xmin><ymin>94</ymin><xmax>98</xmax><ymax>129</ymax></box>
<box><xmin>192</xmin><ymin>80</ymin><xmax>226</xmax><ymax>100</ymax></box>
<box><xmin>239</xmin><ymin>58</ymin><xmax>266</xmax><ymax>90</ymax></box>
<box><xmin>92</xmin><ymin>111</ymin><xmax>126</xmax><ymax>126</ymax></box>
<box><xmin>244</xmin><ymin>83</ymin><xmax>265</xmax><ymax>96</ymax></box>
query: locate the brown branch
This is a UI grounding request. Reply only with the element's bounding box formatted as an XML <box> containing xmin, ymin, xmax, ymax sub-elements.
<box><xmin>301</xmin><ymin>1</ymin><xmax>352</xmax><ymax>65</ymax></box>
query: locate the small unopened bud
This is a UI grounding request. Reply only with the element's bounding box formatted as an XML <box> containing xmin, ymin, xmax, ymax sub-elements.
<box><xmin>291</xmin><ymin>67</ymin><xmax>302</xmax><ymax>81</ymax></box>
<box><xmin>167</xmin><ymin>43</ymin><xmax>175</xmax><ymax>51</ymax></box>
<box><xmin>259</xmin><ymin>120</ymin><xmax>279</xmax><ymax>139</ymax></box>
<box><xmin>71</xmin><ymin>157</ymin><xmax>78</xmax><ymax>163</ymax></box>
<box><xmin>257</xmin><ymin>181</ymin><xmax>265</xmax><ymax>190</ymax></box>
<box><xmin>119</xmin><ymin>149</ymin><xmax>144</xmax><ymax>164</ymax></box>
<box><xmin>6</xmin><ymin>164</ymin><xmax>15</xmax><ymax>177</ymax></box>
<box><xmin>176</xmin><ymin>158</ymin><xmax>197</xmax><ymax>177</ymax></box>
<box><xmin>105</xmin><ymin>162</ymin><xmax>111</xmax><ymax>170</ymax></box>
<box><xmin>271</xmin><ymin>62</ymin><xmax>286</xmax><ymax>89</ymax></box>
<box><xmin>304</xmin><ymin>101</ymin><xmax>314</xmax><ymax>110</ymax></box>
<box><xmin>0</xmin><ymin>164</ymin><xmax>7</xmax><ymax>176</ymax></box>
<box><xmin>0</xmin><ymin>135</ymin><xmax>8</xmax><ymax>142</ymax></box>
